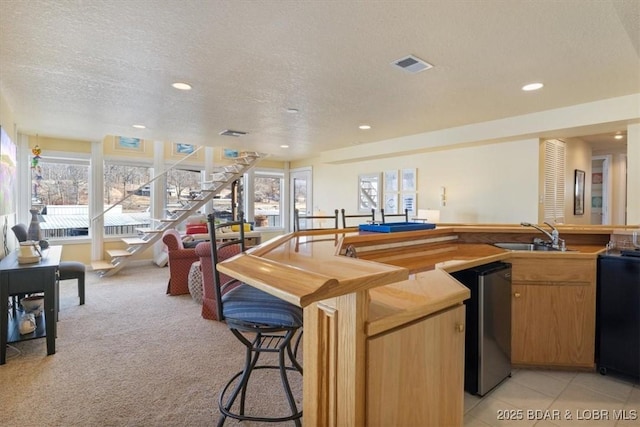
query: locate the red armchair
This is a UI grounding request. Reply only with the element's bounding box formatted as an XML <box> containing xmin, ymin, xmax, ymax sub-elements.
<box><xmin>162</xmin><ymin>229</ymin><xmax>199</xmax><ymax>296</ymax></box>
<box><xmin>195</xmin><ymin>241</ymin><xmax>241</xmax><ymax>320</ymax></box>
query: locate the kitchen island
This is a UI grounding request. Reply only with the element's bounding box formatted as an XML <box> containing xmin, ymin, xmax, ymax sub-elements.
<box><xmin>216</xmin><ymin>224</ymin><xmax>624</xmax><ymax>426</ymax></box>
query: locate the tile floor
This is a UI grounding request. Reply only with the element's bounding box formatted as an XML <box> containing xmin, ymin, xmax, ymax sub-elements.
<box><xmin>464</xmin><ymin>369</ymin><xmax>639</xmax><ymax>427</ymax></box>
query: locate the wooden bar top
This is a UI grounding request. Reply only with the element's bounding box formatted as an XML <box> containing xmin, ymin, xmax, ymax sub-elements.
<box><xmin>216</xmin><ymin>232</ymin><xmax>409</xmax><ymax>307</ymax></box>
<box><xmin>217</xmin><ymin>225</ymin><xmax>615</xmax><ymax>334</ymax></box>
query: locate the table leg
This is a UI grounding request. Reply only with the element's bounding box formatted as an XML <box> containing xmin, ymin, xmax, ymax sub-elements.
<box><xmin>1</xmin><ymin>275</ymin><xmax>8</xmax><ymax>365</ymax></box>
<box><xmin>44</xmin><ymin>271</ymin><xmax>56</xmax><ymax>355</ymax></box>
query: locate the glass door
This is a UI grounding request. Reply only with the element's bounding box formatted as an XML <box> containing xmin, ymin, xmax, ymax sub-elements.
<box><xmin>290</xmin><ymin>167</ymin><xmax>312</xmax><ymax>231</ymax></box>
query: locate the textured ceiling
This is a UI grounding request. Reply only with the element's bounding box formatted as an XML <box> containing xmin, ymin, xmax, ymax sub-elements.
<box><xmin>0</xmin><ymin>0</ymin><xmax>638</xmax><ymax>160</ymax></box>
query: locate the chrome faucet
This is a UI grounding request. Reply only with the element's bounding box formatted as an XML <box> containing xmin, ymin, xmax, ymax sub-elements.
<box><xmin>521</xmin><ymin>222</ymin><xmax>563</xmax><ymax>250</ymax></box>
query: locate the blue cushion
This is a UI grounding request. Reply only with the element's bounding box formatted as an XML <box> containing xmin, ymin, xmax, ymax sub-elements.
<box><xmin>222</xmin><ymin>284</ymin><xmax>303</xmax><ymax>328</ymax></box>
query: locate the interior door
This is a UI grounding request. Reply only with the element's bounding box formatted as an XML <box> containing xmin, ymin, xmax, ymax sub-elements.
<box><xmin>290</xmin><ymin>167</ymin><xmax>312</xmax><ymax>231</ymax></box>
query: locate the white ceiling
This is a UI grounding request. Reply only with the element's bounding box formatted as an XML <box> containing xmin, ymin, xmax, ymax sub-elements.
<box><xmin>1</xmin><ymin>0</ymin><xmax>638</xmax><ymax>160</ymax></box>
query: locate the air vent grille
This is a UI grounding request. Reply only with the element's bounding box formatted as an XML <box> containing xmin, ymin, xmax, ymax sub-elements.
<box><xmin>219</xmin><ymin>129</ymin><xmax>247</xmax><ymax>137</ymax></box>
<box><xmin>392</xmin><ymin>55</ymin><xmax>433</xmax><ymax>74</ymax></box>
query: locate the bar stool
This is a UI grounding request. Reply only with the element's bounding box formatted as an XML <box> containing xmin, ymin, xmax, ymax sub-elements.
<box><xmin>207</xmin><ymin>214</ymin><xmax>303</xmax><ymax>426</ymax></box>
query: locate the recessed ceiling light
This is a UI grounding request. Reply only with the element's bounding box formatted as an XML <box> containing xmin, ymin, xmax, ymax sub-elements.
<box><xmin>286</xmin><ymin>108</ymin><xmax>298</xmax><ymax>114</ymax></box>
<box><xmin>280</xmin><ymin>144</ymin><xmax>289</xmax><ymax>148</ymax></box>
<box><xmin>359</xmin><ymin>125</ymin><xmax>371</xmax><ymax>130</ymax></box>
<box><xmin>132</xmin><ymin>124</ymin><xmax>146</xmax><ymax>129</ymax></box>
<box><xmin>614</xmin><ymin>134</ymin><xmax>624</xmax><ymax>140</ymax></box>
<box><xmin>172</xmin><ymin>82</ymin><xmax>192</xmax><ymax>90</ymax></box>
<box><xmin>522</xmin><ymin>82</ymin><xmax>544</xmax><ymax>91</ymax></box>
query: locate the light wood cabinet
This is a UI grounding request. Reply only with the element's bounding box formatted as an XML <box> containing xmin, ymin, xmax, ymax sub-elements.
<box><xmin>367</xmin><ymin>305</ymin><xmax>465</xmax><ymax>426</ymax></box>
<box><xmin>510</xmin><ymin>257</ymin><xmax>596</xmax><ymax>368</ymax></box>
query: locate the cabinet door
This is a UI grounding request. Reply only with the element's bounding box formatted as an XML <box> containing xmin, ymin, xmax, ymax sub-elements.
<box><xmin>367</xmin><ymin>305</ymin><xmax>465</xmax><ymax>427</ymax></box>
<box><xmin>512</xmin><ymin>282</ymin><xmax>595</xmax><ymax>367</ymax></box>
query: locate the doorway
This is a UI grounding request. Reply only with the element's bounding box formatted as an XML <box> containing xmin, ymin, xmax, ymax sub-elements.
<box><xmin>290</xmin><ymin>167</ymin><xmax>312</xmax><ymax>231</ymax></box>
<box><xmin>591</xmin><ymin>155</ymin><xmax>611</xmax><ymax>225</ymax></box>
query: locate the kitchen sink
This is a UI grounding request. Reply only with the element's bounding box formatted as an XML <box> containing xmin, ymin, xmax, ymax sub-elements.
<box><xmin>493</xmin><ymin>242</ymin><xmax>558</xmax><ymax>251</ymax></box>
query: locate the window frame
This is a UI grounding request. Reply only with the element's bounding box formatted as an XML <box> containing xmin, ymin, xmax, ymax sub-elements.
<box><xmin>245</xmin><ymin>168</ymin><xmax>285</xmax><ymax>231</ymax></box>
<box><xmin>26</xmin><ymin>151</ymin><xmax>92</xmax><ymax>243</ymax></box>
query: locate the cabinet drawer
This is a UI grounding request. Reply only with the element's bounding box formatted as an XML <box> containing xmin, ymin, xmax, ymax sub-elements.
<box><xmin>511</xmin><ymin>258</ymin><xmax>594</xmax><ymax>284</ymax></box>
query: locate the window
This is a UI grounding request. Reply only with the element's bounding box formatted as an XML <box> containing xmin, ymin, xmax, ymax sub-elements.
<box><xmin>166</xmin><ymin>167</ymin><xmax>204</xmax><ymax>213</ymax></box>
<box><xmin>252</xmin><ymin>171</ymin><xmax>283</xmax><ymax>228</ymax></box>
<box><xmin>103</xmin><ymin>161</ymin><xmax>152</xmax><ymax>236</ymax></box>
<box><xmin>543</xmin><ymin>139</ymin><xmax>566</xmax><ymax>223</ymax></box>
<box><xmin>32</xmin><ymin>156</ymin><xmax>90</xmax><ymax>239</ymax></box>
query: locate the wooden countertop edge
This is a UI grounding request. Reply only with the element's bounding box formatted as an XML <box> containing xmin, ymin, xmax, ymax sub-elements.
<box><xmin>217</xmin><ymin>252</ymin><xmax>408</xmax><ymax>307</ymax></box>
<box><xmin>366</xmin><ymin>268</ymin><xmax>470</xmax><ymax>337</ymax></box>
<box><xmin>364</xmin><ymin>242</ymin><xmax>605</xmax><ymax>335</ymax></box>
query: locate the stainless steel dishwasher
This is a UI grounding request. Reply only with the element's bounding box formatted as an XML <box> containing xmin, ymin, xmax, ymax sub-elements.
<box><xmin>452</xmin><ymin>261</ymin><xmax>512</xmax><ymax>396</ymax></box>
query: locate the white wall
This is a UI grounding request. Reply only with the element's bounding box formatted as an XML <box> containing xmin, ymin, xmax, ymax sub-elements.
<box><xmin>627</xmin><ymin>123</ymin><xmax>640</xmax><ymax>224</ymax></box>
<box><xmin>564</xmin><ymin>138</ymin><xmax>593</xmax><ymax>225</ymax></box>
<box><xmin>301</xmin><ymin>94</ymin><xmax>640</xmax><ymax>226</ymax></box>
<box><xmin>313</xmin><ymin>139</ymin><xmax>539</xmax><ymax>224</ymax></box>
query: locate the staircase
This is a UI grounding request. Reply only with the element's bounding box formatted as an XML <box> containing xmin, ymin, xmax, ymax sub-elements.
<box><xmin>91</xmin><ymin>151</ymin><xmax>266</xmax><ymax>276</ymax></box>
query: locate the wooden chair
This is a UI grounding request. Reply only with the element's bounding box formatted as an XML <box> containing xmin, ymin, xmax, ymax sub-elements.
<box><xmin>340</xmin><ymin>208</ymin><xmax>375</xmax><ymax>228</ymax></box>
<box><xmin>380</xmin><ymin>208</ymin><xmax>409</xmax><ymax>224</ymax></box>
<box><xmin>207</xmin><ymin>213</ymin><xmax>303</xmax><ymax>426</ymax></box>
<box><xmin>293</xmin><ymin>208</ymin><xmax>339</xmax><ymax>231</ymax></box>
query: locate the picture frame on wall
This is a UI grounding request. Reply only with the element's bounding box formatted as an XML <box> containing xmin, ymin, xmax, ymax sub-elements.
<box><xmin>401</xmin><ymin>193</ymin><xmax>417</xmax><ymax>217</ymax></box>
<box><xmin>384</xmin><ymin>193</ymin><xmax>398</xmax><ymax>214</ymax></box>
<box><xmin>223</xmin><ymin>148</ymin><xmax>239</xmax><ymax>159</ymax></box>
<box><xmin>574</xmin><ymin>169</ymin><xmax>585</xmax><ymax>215</ymax></box>
<box><xmin>401</xmin><ymin>168</ymin><xmax>416</xmax><ymax>192</ymax></box>
<box><xmin>384</xmin><ymin>170</ymin><xmax>399</xmax><ymax>193</ymax></box>
<box><xmin>114</xmin><ymin>136</ymin><xmax>144</xmax><ymax>152</ymax></box>
<box><xmin>173</xmin><ymin>143</ymin><xmax>195</xmax><ymax>155</ymax></box>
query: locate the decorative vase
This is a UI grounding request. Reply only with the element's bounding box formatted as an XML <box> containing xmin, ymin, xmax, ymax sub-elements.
<box><xmin>28</xmin><ymin>208</ymin><xmax>42</xmax><ymax>241</ymax></box>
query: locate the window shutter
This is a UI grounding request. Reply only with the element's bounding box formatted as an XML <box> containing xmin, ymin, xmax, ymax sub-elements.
<box><xmin>543</xmin><ymin>139</ymin><xmax>566</xmax><ymax>223</ymax></box>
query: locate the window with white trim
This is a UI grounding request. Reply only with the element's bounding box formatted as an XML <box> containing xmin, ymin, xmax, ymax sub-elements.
<box><xmin>251</xmin><ymin>171</ymin><xmax>283</xmax><ymax>228</ymax></box>
<box><xmin>32</xmin><ymin>156</ymin><xmax>91</xmax><ymax>239</ymax></box>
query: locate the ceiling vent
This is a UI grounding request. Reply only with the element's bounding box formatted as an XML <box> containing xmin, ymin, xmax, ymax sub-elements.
<box><xmin>219</xmin><ymin>129</ymin><xmax>247</xmax><ymax>137</ymax></box>
<box><xmin>392</xmin><ymin>55</ymin><xmax>433</xmax><ymax>74</ymax></box>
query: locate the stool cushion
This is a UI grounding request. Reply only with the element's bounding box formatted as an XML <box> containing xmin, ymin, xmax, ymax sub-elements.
<box><xmin>222</xmin><ymin>284</ymin><xmax>303</xmax><ymax>328</ymax></box>
<box><xmin>58</xmin><ymin>261</ymin><xmax>86</xmax><ymax>279</ymax></box>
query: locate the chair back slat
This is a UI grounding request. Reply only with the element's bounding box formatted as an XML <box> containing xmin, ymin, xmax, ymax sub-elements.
<box><xmin>340</xmin><ymin>208</ymin><xmax>375</xmax><ymax>228</ymax></box>
<box><xmin>207</xmin><ymin>213</ymin><xmax>246</xmax><ymax>321</ymax></box>
<box><xmin>380</xmin><ymin>208</ymin><xmax>409</xmax><ymax>224</ymax></box>
<box><xmin>294</xmin><ymin>208</ymin><xmax>339</xmax><ymax>231</ymax></box>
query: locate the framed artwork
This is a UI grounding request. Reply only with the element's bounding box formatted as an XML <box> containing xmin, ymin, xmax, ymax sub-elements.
<box><xmin>223</xmin><ymin>148</ymin><xmax>239</xmax><ymax>159</ymax></box>
<box><xmin>401</xmin><ymin>168</ymin><xmax>416</xmax><ymax>192</ymax></box>
<box><xmin>173</xmin><ymin>143</ymin><xmax>195</xmax><ymax>155</ymax></box>
<box><xmin>384</xmin><ymin>193</ymin><xmax>398</xmax><ymax>214</ymax></box>
<box><xmin>592</xmin><ymin>196</ymin><xmax>603</xmax><ymax>209</ymax></box>
<box><xmin>384</xmin><ymin>170</ymin><xmax>399</xmax><ymax>193</ymax></box>
<box><xmin>591</xmin><ymin>172</ymin><xmax>602</xmax><ymax>184</ymax></box>
<box><xmin>114</xmin><ymin>136</ymin><xmax>143</xmax><ymax>152</ymax></box>
<box><xmin>401</xmin><ymin>193</ymin><xmax>417</xmax><ymax>217</ymax></box>
<box><xmin>0</xmin><ymin>126</ymin><xmax>17</xmax><ymax>215</ymax></box>
<box><xmin>574</xmin><ymin>169</ymin><xmax>585</xmax><ymax>215</ymax></box>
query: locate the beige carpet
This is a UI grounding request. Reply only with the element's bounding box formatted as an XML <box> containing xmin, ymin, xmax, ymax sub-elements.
<box><xmin>1</xmin><ymin>263</ymin><xmax>302</xmax><ymax>426</ymax></box>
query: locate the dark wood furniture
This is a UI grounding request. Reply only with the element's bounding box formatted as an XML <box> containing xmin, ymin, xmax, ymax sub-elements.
<box><xmin>1</xmin><ymin>245</ymin><xmax>62</xmax><ymax>364</ymax></box>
